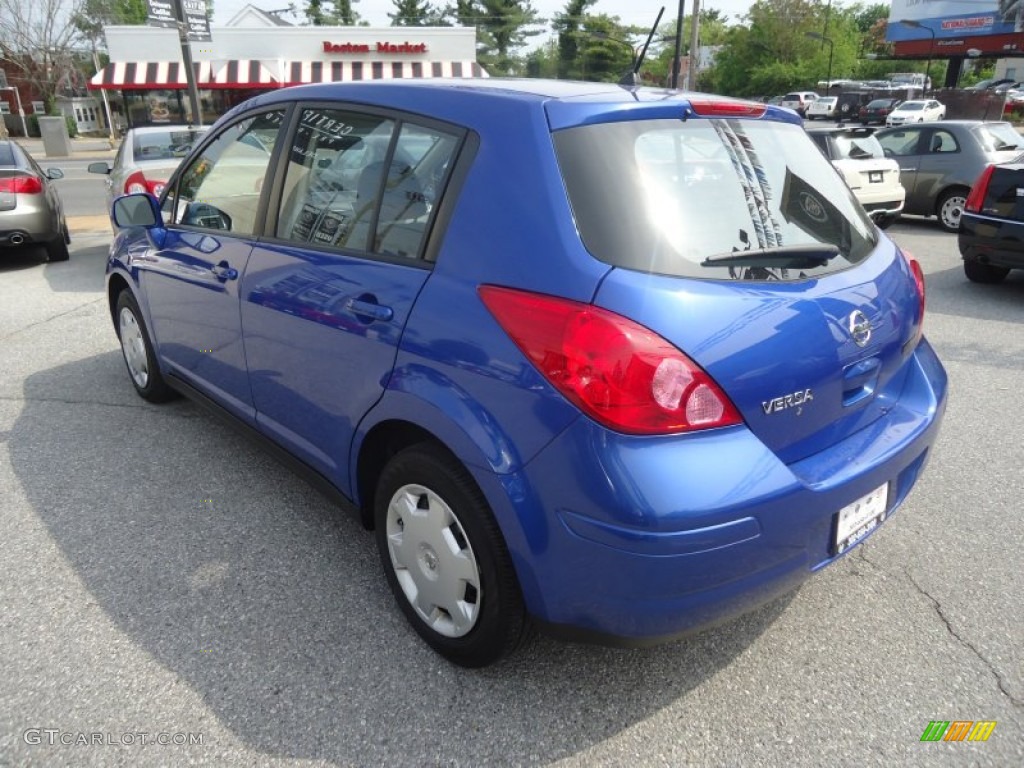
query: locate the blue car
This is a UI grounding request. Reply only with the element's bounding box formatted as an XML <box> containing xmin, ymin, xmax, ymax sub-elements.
<box><xmin>106</xmin><ymin>80</ymin><xmax>947</xmax><ymax>667</ymax></box>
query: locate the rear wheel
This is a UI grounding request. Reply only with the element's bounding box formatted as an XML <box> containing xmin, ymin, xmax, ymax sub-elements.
<box><xmin>115</xmin><ymin>290</ymin><xmax>176</xmax><ymax>402</ymax></box>
<box><xmin>875</xmin><ymin>215</ymin><xmax>894</xmax><ymax>230</ymax></box>
<box><xmin>46</xmin><ymin>226</ymin><xmax>70</xmax><ymax>262</ymax></box>
<box><xmin>937</xmin><ymin>188</ymin><xmax>969</xmax><ymax>232</ymax></box>
<box><xmin>374</xmin><ymin>444</ymin><xmax>529</xmax><ymax>667</ymax></box>
<box><xmin>964</xmin><ymin>259</ymin><xmax>1010</xmax><ymax>284</ymax></box>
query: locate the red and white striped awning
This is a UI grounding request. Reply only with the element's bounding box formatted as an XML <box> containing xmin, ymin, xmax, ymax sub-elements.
<box><xmin>89</xmin><ymin>59</ymin><xmax>487</xmax><ymax>90</ymax></box>
<box><xmin>89</xmin><ymin>60</ymin><xmax>281</xmax><ymax>90</ymax></box>
<box><xmin>279</xmin><ymin>60</ymin><xmax>487</xmax><ymax>86</ymax></box>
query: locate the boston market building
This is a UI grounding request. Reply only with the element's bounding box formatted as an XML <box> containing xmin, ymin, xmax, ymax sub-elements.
<box><xmin>89</xmin><ymin>6</ymin><xmax>485</xmax><ymax>129</ymax></box>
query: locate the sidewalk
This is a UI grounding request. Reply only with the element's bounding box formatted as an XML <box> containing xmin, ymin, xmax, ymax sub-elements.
<box><xmin>16</xmin><ymin>135</ymin><xmax>117</xmax><ymax>160</ymax></box>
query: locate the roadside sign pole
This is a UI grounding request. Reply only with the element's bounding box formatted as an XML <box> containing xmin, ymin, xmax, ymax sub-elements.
<box><xmin>171</xmin><ymin>0</ymin><xmax>203</xmax><ymax>127</ymax></box>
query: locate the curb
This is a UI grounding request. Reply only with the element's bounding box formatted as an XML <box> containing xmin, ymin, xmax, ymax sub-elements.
<box><xmin>68</xmin><ymin>215</ymin><xmax>112</xmax><ymax>236</ymax></box>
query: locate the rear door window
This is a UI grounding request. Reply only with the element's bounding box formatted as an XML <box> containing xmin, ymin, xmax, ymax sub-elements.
<box><xmin>554</xmin><ymin>117</ymin><xmax>877</xmax><ymax>281</ymax></box>
<box><xmin>877</xmin><ymin>129</ymin><xmax>924</xmax><ymax>157</ymax></box>
<box><xmin>275</xmin><ymin>107</ymin><xmax>460</xmax><ymax>259</ymax></box>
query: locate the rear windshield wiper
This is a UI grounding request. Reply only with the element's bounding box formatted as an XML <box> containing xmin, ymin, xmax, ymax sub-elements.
<box><xmin>701</xmin><ymin>244</ymin><xmax>841</xmax><ymax>270</ymax></box>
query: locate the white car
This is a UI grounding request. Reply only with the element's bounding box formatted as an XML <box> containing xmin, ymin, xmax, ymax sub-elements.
<box><xmin>885</xmin><ymin>99</ymin><xmax>945</xmax><ymax>127</ymax></box>
<box><xmin>805</xmin><ymin>96</ymin><xmax>838</xmax><ymax>120</ymax></box>
<box><xmin>780</xmin><ymin>91</ymin><xmax>819</xmax><ymax>117</ymax></box>
<box><xmin>807</xmin><ymin>127</ymin><xmax>905</xmax><ymax>229</ymax></box>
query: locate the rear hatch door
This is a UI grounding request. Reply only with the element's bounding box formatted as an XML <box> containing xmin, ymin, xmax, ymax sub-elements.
<box><xmin>552</xmin><ymin>106</ymin><xmax>922</xmax><ymax>463</ymax></box>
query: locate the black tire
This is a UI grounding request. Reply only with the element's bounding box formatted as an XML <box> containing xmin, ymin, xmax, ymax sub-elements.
<box><xmin>964</xmin><ymin>259</ymin><xmax>1010</xmax><ymax>284</ymax></box>
<box><xmin>114</xmin><ymin>289</ymin><xmax>176</xmax><ymax>403</ymax></box>
<box><xmin>937</xmin><ymin>187</ymin><xmax>969</xmax><ymax>233</ymax></box>
<box><xmin>875</xmin><ymin>215</ymin><xmax>894</xmax><ymax>230</ymax></box>
<box><xmin>374</xmin><ymin>444</ymin><xmax>529</xmax><ymax>667</ymax></box>
<box><xmin>46</xmin><ymin>230</ymin><xmax>70</xmax><ymax>262</ymax></box>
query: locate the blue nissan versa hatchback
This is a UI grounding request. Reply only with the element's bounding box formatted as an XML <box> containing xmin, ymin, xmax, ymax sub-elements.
<box><xmin>106</xmin><ymin>80</ymin><xmax>947</xmax><ymax>667</ymax></box>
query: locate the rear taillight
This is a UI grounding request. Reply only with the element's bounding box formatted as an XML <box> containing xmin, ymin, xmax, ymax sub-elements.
<box><xmin>964</xmin><ymin>165</ymin><xmax>995</xmax><ymax>213</ymax></box>
<box><xmin>479</xmin><ymin>286</ymin><xmax>742</xmax><ymax>435</ymax></box>
<box><xmin>901</xmin><ymin>250</ymin><xmax>926</xmax><ymax>343</ymax></box>
<box><xmin>0</xmin><ymin>174</ymin><xmax>43</xmax><ymax>194</ymax></box>
<box><xmin>124</xmin><ymin>171</ymin><xmax>166</xmax><ymax>196</ymax></box>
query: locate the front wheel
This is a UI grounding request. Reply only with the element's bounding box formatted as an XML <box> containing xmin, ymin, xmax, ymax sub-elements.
<box><xmin>115</xmin><ymin>290</ymin><xmax>176</xmax><ymax>402</ymax></box>
<box><xmin>937</xmin><ymin>188</ymin><xmax>969</xmax><ymax>232</ymax></box>
<box><xmin>375</xmin><ymin>445</ymin><xmax>529</xmax><ymax>667</ymax></box>
<box><xmin>964</xmin><ymin>259</ymin><xmax>1010</xmax><ymax>284</ymax></box>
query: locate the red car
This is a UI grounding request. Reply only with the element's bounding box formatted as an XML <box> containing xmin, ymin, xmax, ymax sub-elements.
<box><xmin>860</xmin><ymin>98</ymin><xmax>902</xmax><ymax>125</ymax></box>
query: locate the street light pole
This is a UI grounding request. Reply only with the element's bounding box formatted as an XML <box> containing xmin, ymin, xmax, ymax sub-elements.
<box><xmin>899</xmin><ymin>19</ymin><xmax>935</xmax><ymax>93</ymax></box>
<box><xmin>806</xmin><ymin>32</ymin><xmax>834</xmax><ymax>93</ymax></box>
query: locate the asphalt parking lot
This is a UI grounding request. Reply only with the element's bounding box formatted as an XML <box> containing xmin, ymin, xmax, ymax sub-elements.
<box><xmin>0</xmin><ymin>152</ymin><xmax>1021</xmax><ymax>766</ymax></box>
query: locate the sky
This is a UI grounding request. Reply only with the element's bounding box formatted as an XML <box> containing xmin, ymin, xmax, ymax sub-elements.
<box><xmin>211</xmin><ymin>0</ymin><xmax>756</xmax><ymax>47</ymax></box>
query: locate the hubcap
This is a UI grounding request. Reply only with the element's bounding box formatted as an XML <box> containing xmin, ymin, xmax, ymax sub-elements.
<box><xmin>385</xmin><ymin>483</ymin><xmax>481</xmax><ymax>638</ymax></box>
<box><xmin>119</xmin><ymin>307</ymin><xmax>149</xmax><ymax>389</ymax></box>
<box><xmin>941</xmin><ymin>196</ymin><xmax>965</xmax><ymax>230</ymax></box>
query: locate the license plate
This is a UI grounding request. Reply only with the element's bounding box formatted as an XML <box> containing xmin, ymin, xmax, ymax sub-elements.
<box><xmin>869</xmin><ymin>171</ymin><xmax>883</xmax><ymax>183</ymax></box>
<box><xmin>834</xmin><ymin>483</ymin><xmax>889</xmax><ymax>554</ymax></box>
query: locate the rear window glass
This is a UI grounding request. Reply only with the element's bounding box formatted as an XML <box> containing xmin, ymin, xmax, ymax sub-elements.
<box><xmin>977</xmin><ymin>123</ymin><xmax>1024</xmax><ymax>153</ymax></box>
<box><xmin>553</xmin><ymin>118</ymin><xmax>877</xmax><ymax>281</ymax></box>
<box><xmin>899</xmin><ymin>102</ymin><xmax>924</xmax><ymax>111</ymax></box>
<box><xmin>833</xmin><ymin>133</ymin><xmax>885</xmax><ymax>160</ymax></box>
<box><xmin>133</xmin><ymin>129</ymin><xmax>206</xmax><ymax>161</ymax></box>
<box><xmin>0</xmin><ymin>142</ymin><xmax>16</xmax><ymax>166</ymax></box>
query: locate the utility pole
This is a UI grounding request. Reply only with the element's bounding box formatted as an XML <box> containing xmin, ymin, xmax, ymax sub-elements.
<box><xmin>685</xmin><ymin>0</ymin><xmax>700</xmax><ymax>90</ymax></box>
<box><xmin>171</xmin><ymin>0</ymin><xmax>203</xmax><ymax>127</ymax></box>
<box><xmin>671</xmin><ymin>0</ymin><xmax>684</xmax><ymax>88</ymax></box>
<box><xmin>91</xmin><ymin>46</ymin><xmax>117</xmax><ymax>146</ymax></box>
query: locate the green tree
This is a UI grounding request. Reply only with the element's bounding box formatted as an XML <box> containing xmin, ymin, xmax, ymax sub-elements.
<box><xmin>476</xmin><ymin>0</ymin><xmax>543</xmax><ymax>75</ymax></box>
<box><xmin>552</xmin><ymin>0</ymin><xmax>595</xmax><ymax>80</ymax></box>
<box><xmin>390</xmin><ymin>0</ymin><xmax>443</xmax><ymax>25</ymax></box>
<box><xmin>304</xmin><ymin>0</ymin><xmax>360</xmax><ymax>25</ymax></box>
<box><xmin>72</xmin><ymin>0</ymin><xmax>148</xmax><ymax>41</ymax></box>
<box><xmin>576</xmin><ymin>14</ymin><xmax>636</xmax><ymax>82</ymax></box>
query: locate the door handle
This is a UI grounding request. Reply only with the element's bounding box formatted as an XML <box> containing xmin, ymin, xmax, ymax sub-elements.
<box><xmin>211</xmin><ymin>261</ymin><xmax>238</xmax><ymax>281</ymax></box>
<box><xmin>345</xmin><ymin>298</ymin><xmax>394</xmax><ymax>322</ymax></box>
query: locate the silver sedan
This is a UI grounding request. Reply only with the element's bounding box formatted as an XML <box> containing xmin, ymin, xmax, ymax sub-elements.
<box><xmin>0</xmin><ymin>139</ymin><xmax>69</xmax><ymax>261</ymax></box>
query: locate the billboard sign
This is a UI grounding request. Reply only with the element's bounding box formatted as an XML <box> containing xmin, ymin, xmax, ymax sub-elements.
<box><xmin>887</xmin><ymin>1</ymin><xmax>1024</xmax><ymax>42</ymax></box>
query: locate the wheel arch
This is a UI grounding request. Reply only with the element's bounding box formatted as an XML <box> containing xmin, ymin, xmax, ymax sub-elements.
<box><xmin>107</xmin><ymin>272</ymin><xmax>132</xmax><ymax>323</ymax></box>
<box><xmin>355</xmin><ymin>419</ymin><xmax>455</xmax><ymax>530</ymax></box>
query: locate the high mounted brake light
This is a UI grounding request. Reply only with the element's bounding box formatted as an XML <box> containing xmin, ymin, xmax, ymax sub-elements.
<box><xmin>688</xmin><ymin>100</ymin><xmax>766</xmax><ymax>118</ymax></box>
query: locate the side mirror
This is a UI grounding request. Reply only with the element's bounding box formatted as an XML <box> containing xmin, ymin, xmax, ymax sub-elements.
<box><xmin>112</xmin><ymin>192</ymin><xmax>163</xmax><ymax>229</ymax></box>
<box><xmin>45</xmin><ymin>168</ymin><xmax>64</xmax><ymax>180</ymax></box>
<box><xmin>88</xmin><ymin>161</ymin><xmax>112</xmax><ymax>175</ymax></box>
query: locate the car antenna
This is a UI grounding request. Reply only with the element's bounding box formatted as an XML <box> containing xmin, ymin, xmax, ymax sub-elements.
<box><xmin>620</xmin><ymin>6</ymin><xmax>664</xmax><ymax>87</ymax></box>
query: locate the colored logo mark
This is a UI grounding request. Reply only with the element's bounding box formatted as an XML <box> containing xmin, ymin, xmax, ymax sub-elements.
<box><xmin>920</xmin><ymin>720</ymin><xmax>996</xmax><ymax>742</ymax></box>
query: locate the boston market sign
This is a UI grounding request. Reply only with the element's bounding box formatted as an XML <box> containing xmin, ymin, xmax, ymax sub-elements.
<box><xmin>323</xmin><ymin>41</ymin><xmax>429</xmax><ymax>55</ymax></box>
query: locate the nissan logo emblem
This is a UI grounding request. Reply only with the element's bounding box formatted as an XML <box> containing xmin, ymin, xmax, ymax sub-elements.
<box><xmin>848</xmin><ymin>310</ymin><xmax>872</xmax><ymax>347</ymax></box>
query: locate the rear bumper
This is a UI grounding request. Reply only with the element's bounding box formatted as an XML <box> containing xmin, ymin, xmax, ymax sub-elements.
<box><xmin>0</xmin><ymin>206</ymin><xmax>58</xmax><ymax>247</ymax></box>
<box><xmin>477</xmin><ymin>339</ymin><xmax>947</xmax><ymax>643</ymax></box>
<box><xmin>959</xmin><ymin>213</ymin><xmax>1024</xmax><ymax>269</ymax></box>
